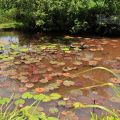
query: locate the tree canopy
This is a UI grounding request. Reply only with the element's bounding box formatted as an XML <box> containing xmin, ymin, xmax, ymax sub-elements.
<box><xmin>0</xmin><ymin>0</ymin><xmax>120</xmax><ymax>35</ymax></box>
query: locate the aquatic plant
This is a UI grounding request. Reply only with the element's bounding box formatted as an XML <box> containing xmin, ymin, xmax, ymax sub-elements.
<box><xmin>72</xmin><ymin>66</ymin><xmax>120</xmax><ymax>97</ymax></box>
<box><xmin>49</xmin><ymin>107</ymin><xmax>59</xmax><ymax>114</ymax></box>
<box><xmin>73</xmin><ymin>102</ymin><xmax>119</xmax><ymax>118</ymax></box>
<box><xmin>33</xmin><ymin>94</ymin><xmax>45</xmax><ymax>101</ymax></box>
<box><xmin>14</xmin><ymin>99</ymin><xmax>25</xmax><ymax>106</ymax></box>
<box><xmin>58</xmin><ymin>100</ymin><xmax>66</xmax><ymax>106</ymax></box>
<box><xmin>0</xmin><ymin>98</ymin><xmax>10</xmax><ymax>105</ymax></box>
<box><xmin>50</xmin><ymin>93</ymin><xmax>62</xmax><ymax>100</ymax></box>
<box><xmin>63</xmin><ymin>80</ymin><xmax>75</xmax><ymax>86</ymax></box>
<box><xmin>22</xmin><ymin>92</ymin><xmax>33</xmax><ymax>99</ymax></box>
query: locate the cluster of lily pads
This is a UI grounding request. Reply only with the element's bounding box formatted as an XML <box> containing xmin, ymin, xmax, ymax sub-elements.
<box><xmin>0</xmin><ymin>40</ymin><xmax>120</xmax><ymax>95</ymax></box>
<box><xmin>0</xmin><ymin>38</ymin><xmax>120</xmax><ymax>120</ymax></box>
<box><xmin>0</xmin><ymin>92</ymin><xmax>88</xmax><ymax>120</ymax></box>
<box><xmin>0</xmin><ymin>91</ymin><xmax>119</xmax><ymax>120</ymax></box>
<box><xmin>0</xmin><ymin>43</ymin><xmax>29</xmax><ymax>61</ymax></box>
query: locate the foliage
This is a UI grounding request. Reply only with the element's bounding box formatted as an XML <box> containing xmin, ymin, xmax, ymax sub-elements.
<box><xmin>0</xmin><ymin>0</ymin><xmax>120</xmax><ymax>35</ymax></box>
<box><xmin>0</xmin><ymin>92</ymin><xmax>60</xmax><ymax>120</ymax></box>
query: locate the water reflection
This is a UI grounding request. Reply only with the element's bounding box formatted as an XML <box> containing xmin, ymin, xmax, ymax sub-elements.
<box><xmin>0</xmin><ymin>32</ymin><xmax>19</xmax><ymax>43</ymax></box>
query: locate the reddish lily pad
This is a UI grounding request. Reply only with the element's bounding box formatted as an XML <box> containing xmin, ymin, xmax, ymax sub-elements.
<box><xmin>39</xmin><ymin>79</ymin><xmax>49</xmax><ymax>83</ymax></box>
<box><xmin>88</xmin><ymin>60</ymin><xmax>98</xmax><ymax>66</ymax></box>
<box><xmin>109</xmin><ymin>78</ymin><xmax>120</xmax><ymax>84</ymax></box>
<box><xmin>21</xmin><ymin>79</ymin><xmax>29</xmax><ymax>83</ymax></box>
<box><xmin>63</xmin><ymin>80</ymin><xmax>75</xmax><ymax>86</ymax></box>
<box><xmin>25</xmin><ymin>83</ymin><xmax>34</xmax><ymax>88</ymax></box>
<box><xmin>18</xmin><ymin>87</ymin><xmax>28</xmax><ymax>93</ymax></box>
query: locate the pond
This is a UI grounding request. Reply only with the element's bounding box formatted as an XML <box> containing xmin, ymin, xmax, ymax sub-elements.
<box><xmin>0</xmin><ymin>31</ymin><xmax>120</xmax><ymax>120</ymax></box>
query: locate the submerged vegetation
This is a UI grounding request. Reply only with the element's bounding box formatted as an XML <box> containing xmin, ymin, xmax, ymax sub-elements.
<box><xmin>0</xmin><ymin>0</ymin><xmax>120</xmax><ymax>35</ymax></box>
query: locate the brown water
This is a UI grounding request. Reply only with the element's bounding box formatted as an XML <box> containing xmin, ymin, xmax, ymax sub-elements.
<box><xmin>0</xmin><ymin>31</ymin><xmax>120</xmax><ymax>120</ymax></box>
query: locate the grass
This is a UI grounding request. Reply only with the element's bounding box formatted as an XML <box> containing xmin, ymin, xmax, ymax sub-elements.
<box><xmin>91</xmin><ymin>113</ymin><xmax>120</xmax><ymax>120</ymax></box>
<box><xmin>0</xmin><ymin>22</ymin><xmax>23</xmax><ymax>29</ymax></box>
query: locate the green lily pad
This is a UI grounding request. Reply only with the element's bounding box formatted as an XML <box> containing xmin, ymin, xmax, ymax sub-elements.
<box><xmin>58</xmin><ymin>100</ymin><xmax>66</xmax><ymax>106</ymax></box>
<box><xmin>50</xmin><ymin>93</ymin><xmax>62</xmax><ymax>100</ymax></box>
<box><xmin>0</xmin><ymin>98</ymin><xmax>10</xmax><ymax>105</ymax></box>
<box><xmin>49</xmin><ymin>107</ymin><xmax>59</xmax><ymax>114</ymax></box>
<box><xmin>14</xmin><ymin>99</ymin><xmax>25</xmax><ymax>105</ymax></box>
<box><xmin>39</xmin><ymin>112</ymin><xmax>47</xmax><ymax>119</ymax></box>
<box><xmin>33</xmin><ymin>94</ymin><xmax>45</xmax><ymax>101</ymax></box>
<box><xmin>22</xmin><ymin>92</ymin><xmax>33</xmax><ymax>99</ymax></box>
<box><xmin>47</xmin><ymin>117</ymin><xmax>59</xmax><ymax>120</ymax></box>
<box><xmin>42</xmin><ymin>96</ymin><xmax>51</xmax><ymax>102</ymax></box>
<box><xmin>73</xmin><ymin>102</ymin><xmax>85</xmax><ymax>108</ymax></box>
<box><xmin>19</xmin><ymin>47</ymin><xmax>29</xmax><ymax>52</ymax></box>
<box><xmin>10</xmin><ymin>44</ymin><xmax>18</xmax><ymax>50</ymax></box>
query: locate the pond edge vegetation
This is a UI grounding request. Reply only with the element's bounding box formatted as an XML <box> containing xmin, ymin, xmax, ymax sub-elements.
<box><xmin>0</xmin><ymin>66</ymin><xmax>120</xmax><ymax>120</ymax></box>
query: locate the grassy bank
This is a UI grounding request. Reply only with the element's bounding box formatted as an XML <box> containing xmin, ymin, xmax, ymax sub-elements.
<box><xmin>0</xmin><ymin>22</ymin><xmax>23</xmax><ymax>30</ymax></box>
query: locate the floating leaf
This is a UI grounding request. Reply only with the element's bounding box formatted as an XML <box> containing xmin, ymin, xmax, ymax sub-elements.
<box><xmin>22</xmin><ymin>92</ymin><xmax>33</xmax><ymax>99</ymax></box>
<box><xmin>50</xmin><ymin>93</ymin><xmax>62</xmax><ymax>100</ymax></box>
<box><xmin>0</xmin><ymin>98</ymin><xmax>10</xmax><ymax>105</ymax></box>
<box><xmin>25</xmin><ymin>83</ymin><xmax>34</xmax><ymax>88</ymax></box>
<box><xmin>73</xmin><ymin>61</ymin><xmax>82</xmax><ymax>66</ymax></box>
<box><xmin>73</xmin><ymin>102</ymin><xmax>85</xmax><ymax>108</ymax></box>
<box><xmin>49</xmin><ymin>107</ymin><xmax>58</xmax><ymax>114</ymax></box>
<box><xmin>39</xmin><ymin>112</ymin><xmax>47</xmax><ymax>119</ymax></box>
<box><xmin>42</xmin><ymin>96</ymin><xmax>51</xmax><ymax>102</ymax></box>
<box><xmin>10</xmin><ymin>44</ymin><xmax>18</xmax><ymax>50</ymax></box>
<box><xmin>19</xmin><ymin>47</ymin><xmax>29</xmax><ymax>52</ymax></box>
<box><xmin>19</xmin><ymin>87</ymin><xmax>28</xmax><ymax>93</ymax></box>
<box><xmin>47</xmin><ymin>117</ymin><xmax>59</xmax><ymax>120</ymax></box>
<box><xmin>33</xmin><ymin>94</ymin><xmax>45</xmax><ymax>101</ymax></box>
<box><xmin>63</xmin><ymin>80</ymin><xmax>75</xmax><ymax>86</ymax></box>
<box><xmin>39</xmin><ymin>79</ymin><xmax>48</xmax><ymax>83</ymax></box>
<box><xmin>88</xmin><ymin>60</ymin><xmax>98</xmax><ymax>66</ymax></box>
<box><xmin>58</xmin><ymin>100</ymin><xmax>66</xmax><ymax>106</ymax></box>
<box><xmin>21</xmin><ymin>79</ymin><xmax>29</xmax><ymax>83</ymax></box>
<box><xmin>109</xmin><ymin>77</ymin><xmax>120</xmax><ymax>84</ymax></box>
<box><xmin>14</xmin><ymin>99</ymin><xmax>25</xmax><ymax>105</ymax></box>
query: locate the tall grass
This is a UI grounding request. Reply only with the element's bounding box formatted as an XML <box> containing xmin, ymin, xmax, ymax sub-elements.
<box><xmin>73</xmin><ymin>66</ymin><xmax>120</xmax><ymax>97</ymax></box>
<box><xmin>73</xmin><ymin>66</ymin><xmax>120</xmax><ymax>119</ymax></box>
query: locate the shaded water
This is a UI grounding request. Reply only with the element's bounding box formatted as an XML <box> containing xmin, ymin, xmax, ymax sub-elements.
<box><xmin>0</xmin><ymin>31</ymin><xmax>120</xmax><ymax>120</ymax></box>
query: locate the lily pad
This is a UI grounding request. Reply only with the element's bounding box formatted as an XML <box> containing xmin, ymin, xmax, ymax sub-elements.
<box><xmin>19</xmin><ymin>47</ymin><xmax>29</xmax><ymax>52</ymax></box>
<box><xmin>49</xmin><ymin>107</ymin><xmax>59</xmax><ymax>114</ymax></box>
<box><xmin>109</xmin><ymin>77</ymin><xmax>120</xmax><ymax>84</ymax></box>
<box><xmin>63</xmin><ymin>80</ymin><xmax>75</xmax><ymax>86</ymax></box>
<box><xmin>22</xmin><ymin>92</ymin><xmax>33</xmax><ymax>99</ymax></box>
<box><xmin>47</xmin><ymin>117</ymin><xmax>59</xmax><ymax>120</ymax></box>
<box><xmin>14</xmin><ymin>99</ymin><xmax>25</xmax><ymax>105</ymax></box>
<box><xmin>73</xmin><ymin>102</ymin><xmax>85</xmax><ymax>108</ymax></box>
<box><xmin>50</xmin><ymin>93</ymin><xmax>62</xmax><ymax>100</ymax></box>
<box><xmin>25</xmin><ymin>83</ymin><xmax>34</xmax><ymax>88</ymax></box>
<box><xmin>33</xmin><ymin>94</ymin><xmax>45</xmax><ymax>101</ymax></box>
<box><xmin>42</xmin><ymin>96</ymin><xmax>51</xmax><ymax>102</ymax></box>
<box><xmin>88</xmin><ymin>60</ymin><xmax>98</xmax><ymax>66</ymax></box>
<box><xmin>58</xmin><ymin>100</ymin><xmax>66</xmax><ymax>106</ymax></box>
<box><xmin>0</xmin><ymin>98</ymin><xmax>10</xmax><ymax>105</ymax></box>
